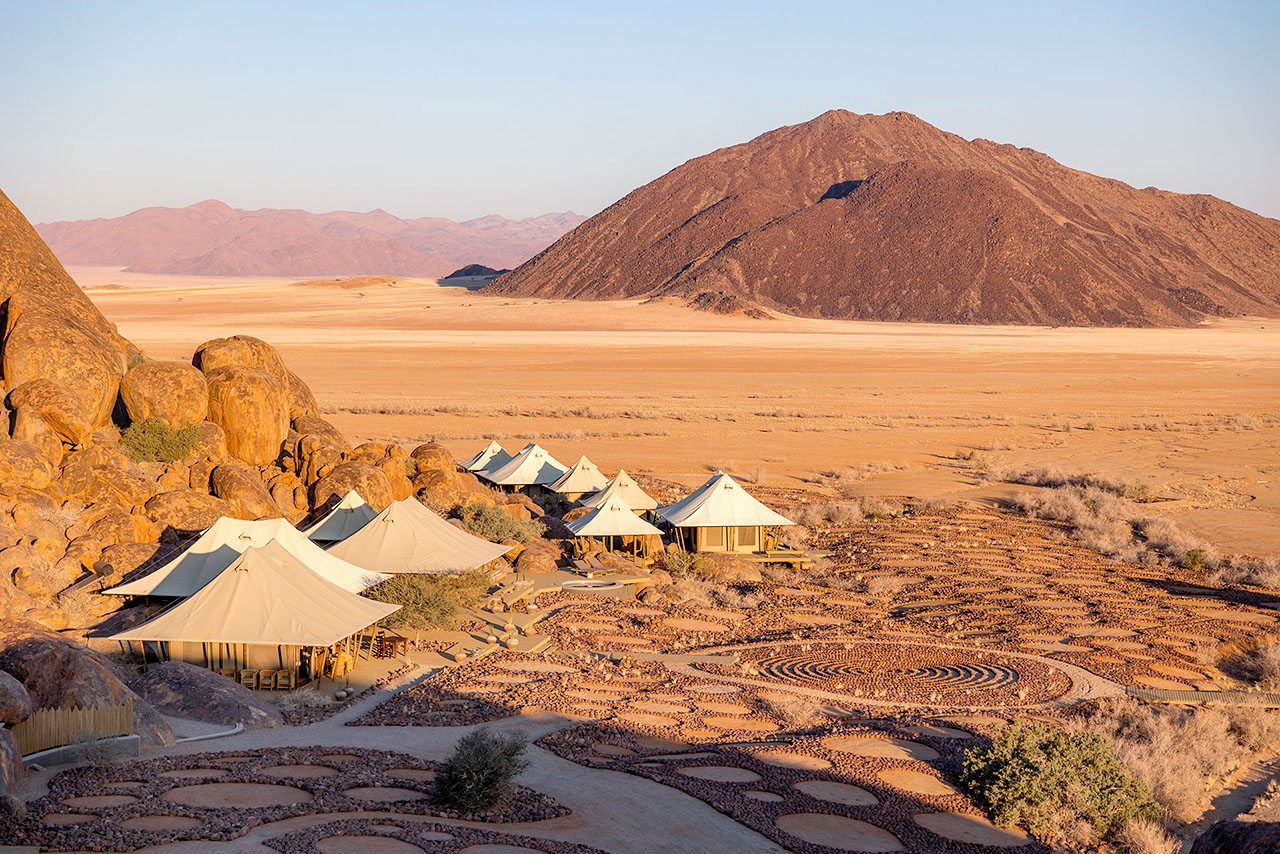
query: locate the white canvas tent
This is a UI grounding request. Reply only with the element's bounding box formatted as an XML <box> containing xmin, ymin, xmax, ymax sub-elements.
<box><xmin>549</xmin><ymin>455</ymin><xmax>609</xmax><ymax>500</ymax></box>
<box><xmin>305</xmin><ymin>490</ymin><xmax>379</xmax><ymax>543</ymax></box>
<box><xmin>567</xmin><ymin>495</ymin><xmax>662</xmax><ymax>559</ymax></box>
<box><xmin>110</xmin><ymin>540</ymin><xmax>399</xmax><ymax>674</ymax></box>
<box><xmin>658</xmin><ymin>472</ymin><xmax>794</xmax><ymax>554</ymax></box>
<box><xmin>461</xmin><ymin>440</ymin><xmax>512</xmax><ymax>473</ymax></box>
<box><xmin>326</xmin><ymin>497</ymin><xmax>511</xmax><ymax>575</ymax></box>
<box><xmin>579</xmin><ymin>469</ymin><xmax>658</xmax><ymax>512</ymax></box>
<box><xmin>479</xmin><ymin>442</ymin><xmax>568</xmax><ymax>489</ymax></box>
<box><xmin>104</xmin><ymin>517</ymin><xmax>389</xmax><ymax>598</ymax></box>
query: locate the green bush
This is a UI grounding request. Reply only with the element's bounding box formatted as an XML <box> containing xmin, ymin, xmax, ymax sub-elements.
<box><xmin>458</xmin><ymin>501</ymin><xmax>545</xmax><ymax>543</ymax></box>
<box><xmin>362</xmin><ymin>570</ymin><xmax>487</xmax><ymax>631</ymax></box>
<box><xmin>432</xmin><ymin>728</ymin><xmax>529</xmax><ymax>813</ymax></box>
<box><xmin>663</xmin><ymin>550</ymin><xmax>707</xmax><ymax>580</ymax></box>
<box><xmin>961</xmin><ymin>722</ymin><xmax>1159</xmax><ymax>841</ymax></box>
<box><xmin>120</xmin><ymin>419</ymin><xmax>199</xmax><ymax>463</ymax></box>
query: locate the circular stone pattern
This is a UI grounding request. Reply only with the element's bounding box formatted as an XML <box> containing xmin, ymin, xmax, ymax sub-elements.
<box><xmin>878</xmin><ymin>769</ymin><xmax>961</xmax><ymax>796</ymax></box>
<box><xmin>914</xmin><ymin>812</ymin><xmax>1031</xmax><ymax>847</ymax></box>
<box><xmin>755</xmin><ymin>752</ymin><xmax>832</xmax><ymax>771</ymax></box>
<box><xmin>794</xmin><ymin>780</ymin><xmax>879</xmax><ymax>806</ymax></box>
<box><xmin>119</xmin><ymin>815</ymin><xmax>205</xmax><ymax>830</ymax></box>
<box><xmin>731</xmin><ymin>642</ymin><xmax>1070</xmax><ymax>705</ymax></box>
<box><xmin>825</xmin><ymin>736</ymin><xmax>940</xmax><ymax>762</ymax></box>
<box><xmin>678</xmin><ymin>765</ymin><xmax>762</xmax><ymax>783</ymax></box>
<box><xmin>62</xmin><ymin>794</ymin><xmax>139</xmax><ymax>808</ymax></box>
<box><xmin>261</xmin><ymin>764</ymin><xmax>339</xmax><ymax>778</ymax></box>
<box><xmin>775</xmin><ymin>813</ymin><xmax>904</xmax><ymax>852</ymax></box>
<box><xmin>157</xmin><ymin>768</ymin><xmax>230</xmax><ymax>780</ymax></box>
<box><xmin>162</xmin><ymin>782</ymin><xmax>314</xmax><ymax>808</ymax></box>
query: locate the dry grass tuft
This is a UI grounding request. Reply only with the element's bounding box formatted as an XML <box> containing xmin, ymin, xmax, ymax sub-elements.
<box><xmin>759</xmin><ymin>693</ymin><xmax>824</xmax><ymax>728</ymax></box>
<box><xmin>1116</xmin><ymin>818</ymin><xmax>1178</xmax><ymax>854</ymax></box>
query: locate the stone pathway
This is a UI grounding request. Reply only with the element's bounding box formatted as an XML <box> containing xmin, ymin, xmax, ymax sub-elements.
<box><xmin>25</xmin><ymin>665</ymin><xmax>784</xmax><ymax>854</ymax></box>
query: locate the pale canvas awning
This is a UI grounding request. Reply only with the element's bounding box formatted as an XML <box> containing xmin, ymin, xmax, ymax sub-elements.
<box><xmin>549</xmin><ymin>455</ymin><xmax>609</xmax><ymax>496</ymax></box>
<box><xmin>104</xmin><ymin>517</ymin><xmax>390</xmax><ymax>597</ymax></box>
<box><xmin>326</xmin><ymin>497</ymin><xmax>511</xmax><ymax>575</ymax></box>
<box><xmin>658</xmin><ymin>472</ymin><xmax>795</xmax><ymax>528</ymax></box>
<box><xmin>479</xmin><ymin>442</ymin><xmax>568</xmax><ymax>486</ymax></box>
<box><xmin>305</xmin><ymin>489</ymin><xmax>378</xmax><ymax>543</ymax></box>
<box><xmin>580</xmin><ymin>469</ymin><xmax>658</xmax><ymax>511</ymax></box>
<box><xmin>567</xmin><ymin>495</ymin><xmax>663</xmax><ymax>538</ymax></box>
<box><xmin>462</xmin><ymin>440</ymin><xmax>512</xmax><ymax>473</ymax></box>
<box><xmin>110</xmin><ymin>540</ymin><xmax>400</xmax><ymax>647</ymax></box>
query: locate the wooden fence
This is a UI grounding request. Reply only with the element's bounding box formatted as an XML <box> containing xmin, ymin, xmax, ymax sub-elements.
<box><xmin>10</xmin><ymin>700</ymin><xmax>134</xmax><ymax>756</ymax></box>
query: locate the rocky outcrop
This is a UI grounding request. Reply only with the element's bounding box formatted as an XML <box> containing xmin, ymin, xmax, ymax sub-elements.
<box><xmin>204</xmin><ymin>366</ymin><xmax>289</xmax><ymax>466</ymax></box>
<box><xmin>312</xmin><ymin>460</ymin><xmax>393</xmax><ymax>512</ymax></box>
<box><xmin>210</xmin><ymin>461</ymin><xmax>278</xmax><ymax>520</ymax></box>
<box><xmin>144</xmin><ymin>489</ymin><xmax>234</xmax><ymax>538</ymax></box>
<box><xmin>120</xmin><ymin>360</ymin><xmax>209</xmax><ymax>430</ymax></box>
<box><xmin>0</xmin><ymin>440</ymin><xmax>56</xmax><ymax>491</ymax></box>
<box><xmin>285</xmin><ymin>371</ymin><xmax>319</xmax><ymax>420</ymax></box>
<box><xmin>0</xmin><ymin>669</ymin><xmax>32</xmax><ymax>725</ymax></box>
<box><xmin>8</xmin><ymin>378</ymin><xmax>94</xmax><ymax>445</ymax></box>
<box><xmin>130</xmin><ymin>662</ymin><xmax>283</xmax><ymax>730</ymax></box>
<box><xmin>1191</xmin><ymin>821</ymin><xmax>1280</xmax><ymax>854</ymax></box>
<box><xmin>0</xmin><ymin>620</ymin><xmax>173</xmax><ymax>747</ymax></box>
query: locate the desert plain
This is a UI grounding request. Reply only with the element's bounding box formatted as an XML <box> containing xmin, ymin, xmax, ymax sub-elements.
<box><xmin>77</xmin><ymin>266</ymin><xmax>1280</xmax><ymax>560</ymax></box>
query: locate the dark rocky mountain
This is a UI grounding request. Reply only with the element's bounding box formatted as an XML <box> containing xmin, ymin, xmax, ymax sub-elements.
<box><xmin>443</xmin><ymin>264</ymin><xmax>509</xmax><ymax>279</ymax></box>
<box><xmin>489</xmin><ymin>110</ymin><xmax>1280</xmax><ymax>326</ymax></box>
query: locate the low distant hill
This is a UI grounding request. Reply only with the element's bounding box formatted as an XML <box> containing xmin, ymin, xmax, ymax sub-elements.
<box><xmin>489</xmin><ymin>110</ymin><xmax>1280</xmax><ymax>327</ymax></box>
<box><xmin>442</xmin><ymin>264</ymin><xmax>509</xmax><ymax>279</ymax></box>
<box><xmin>37</xmin><ymin>202</ymin><xmax>586</xmax><ymax>278</ymax></box>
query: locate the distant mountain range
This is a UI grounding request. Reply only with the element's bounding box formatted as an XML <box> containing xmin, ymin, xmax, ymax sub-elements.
<box><xmin>490</xmin><ymin>110</ymin><xmax>1280</xmax><ymax>326</ymax></box>
<box><xmin>37</xmin><ymin>201</ymin><xmax>587</xmax><ymax>278</ymax></box>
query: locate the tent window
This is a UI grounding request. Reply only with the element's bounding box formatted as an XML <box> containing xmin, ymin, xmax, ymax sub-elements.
<box><xmin>736</xmin><ymin>526</ymin><xmax>759</xmax><ymax>549</ymax></box>
<box><xmin>701</xmin><ymin>526</ymin><xmax>725</xmax><ymax>550</ymax></box>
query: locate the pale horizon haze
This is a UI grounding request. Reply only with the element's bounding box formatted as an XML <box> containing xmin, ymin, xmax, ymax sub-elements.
<box><xmin>2</xmin><ymin>0</ymin><xmax>1277</xmax><ymax>224</ymax></box>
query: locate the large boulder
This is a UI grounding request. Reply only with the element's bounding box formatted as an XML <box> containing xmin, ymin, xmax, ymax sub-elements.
<box><xmin>413</xmin><ymin>467</ymin><xmax>494</xmax><ymax>512</ymax></box>
<box><xmin>312</xmin><ymin>460</ymin><xmax>392</xmax><ymax>512</ymax></box>
<box><xmin>285</xmin><ymin>371</ymin><xmax>319</xmax><ymax>420</ymax></box>
<box><xmin>0</xmin><ymin>669</ymin><xmax>32</xmax><ymax>725</ymax></box>
<box><xmin>10</xmin><ymin>405</ymin><xmax>64</xmax><ymax>467</ymax></box>
<box><xmin>1191</xmin><ymin>821</ymin><xmax>1280</xmax><ymax>854</ymax></box>
<box><xmin>130</xmin><ymin>662</ymin><xmax>283</xmax><ymax>730</ymax></box>
<box><xmin>0</xmin><ymin>440</ymin><xmax>55</xmax><ymax>491</ymax></box>
<box><xmin>7</xmin><ymin>378</ymin><xmax>92</xmax><ymax>446</ymax></box>
<box><xmin>0</xmin><ymin>619</ymin><xmax>173</xmax><ymax>747</ymax></box>
<box><xmin>120</xmin><ymin>360</ymin><xmax>209</xmax><ymax>430</ymax></box>
<box><xmin>0</xmin><ymin>727</ymin><xmax>19</xmax><ymax>800</ymax></box>
<box><xmin>99</xmin><ymin>542</ymin><xmax>164</xmax><ymax>577</ymax></box>
<box><xmin>351</xmin><ymin>443</ymin><xmax>412</xmax><ymax>501</ymax></box>
<box><xmin>295</xmin><ymin>433</ymin><xmax>344</xmax><ymax>485</ymax></box>
<box><xmin>193</xmin><ymin>335</ymin><xmax>289</xmax><ymax>388</ymax></box>
<box><xmin>700</xmin><ymin>552</ymin><xmax>764</xmax><ymax>583</ymax></box>
<box><xmin>210</xmin><ymin>462</ymin><xmax>277</xmax><ymax>520</ymax></box>
<box><xmin>184</xmin><ymin>421</ymin><xmax>229</xmax><ymax>462</ymax></box>
<box><xmin>204</xmin><ymin>366</ymin><xmax>289</xmax><ymax>465</ymax></box>
<box><xmin>78</xmin><ymin>463</ymin><xmax>153</xmax><ymax>509</ymax></box>
<box><xmin>409</xmin><ymin>442</ymin><xmax>455</xmax><ymax>472</ymax></box>
<box><xmin>292</xmin><ymin>415</ymin><xmax>350</xmax><ymax>452</ymax></box>
<box><xmin>1</xmin><ymin>543</ymin><xmax>76</xmax><ymax>600</ymax></box>
<box><xmin>145</xmin><ymin>490</ymin><xmax>234</xmax><ymax>537</ymax></box>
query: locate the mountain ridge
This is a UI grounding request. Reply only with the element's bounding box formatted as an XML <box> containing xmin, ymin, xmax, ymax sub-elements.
<box><xmin>36</xmin><ymin>202</ymin><xmax>587</xmax><ymax>279</ymax></box>
<box><xmin>489</xmin><ymin>110</ymin><xmax>1280</xmax><ymax>326</ymax></box>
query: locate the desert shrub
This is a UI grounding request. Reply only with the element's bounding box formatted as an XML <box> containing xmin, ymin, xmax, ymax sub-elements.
<box><xmin>1225</xmin><ymin>642</ymin><xmax>1280</xmax><ymax>690</ymax></box>
<box><xmin>363</xmin><ymin>570</ymin><xmax>487</xmax><ymax>631</ymax></box>
<box><xmin>404</xmin><ymin>457</ymin><xmax>419</xmax><ymax>478</ymax></box>
<box><xmin>1210</xmin><ymin>556</ymin><xmax>1280</xmax><ymax>590</ymax></box>
<box><xmin>961</xmin><ymin>721</ymin><xmax>1159</xmax><ymax>841</ymax></box>
<box><xmin>120</xmin><ymin>419</ymin><xmax>199</xmax><ymax>463</ymax></box>
<box><xmin>662</xmin><ymin>550</ymin><xmax>707</xmax><ymax>580</ymax></box>
<box><xmin>432</xmin><ymin>728</ymin><xmax>529</xmax><ymax>813</ymax></box>
<box><xmin>666</xmin><ymin>578</ymin><xmax>716</xmax><ymax>608</ymax></box>
<box><xmin>1071</xmin><ymin>699</ymin><xmax>1280</xmax><ymax>821</ymax></box>
<box><xmin>992</xmin><ymin>465</ymin><xmax>1153</xmax><ymax>502</ymax></box>
<box><xmin>1116</xmin><ymin>818</ymin><xmax>1178</xmax><ymax>854</ymax></box>
<box><xmin>458</xmin><ymin>502</ymin><xmax>545</xmax><ymax>543</ymax></box>
<box><xmin>857</xmin><ymin>497</ymin><xmax>902</xmax><ymax>520</ymax></box>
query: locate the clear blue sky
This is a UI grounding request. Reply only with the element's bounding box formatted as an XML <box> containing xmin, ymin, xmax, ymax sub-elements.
<box><xmin>2</xmin><ymin>0</ymin><xmax>1277</xmax><ymax>223</ymax></box>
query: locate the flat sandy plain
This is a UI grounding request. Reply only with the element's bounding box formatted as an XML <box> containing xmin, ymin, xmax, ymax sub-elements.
<box><xmin>74</xmin><ymin>266</ymin><xmax>1279</xmax><ymax>558</ymax></box>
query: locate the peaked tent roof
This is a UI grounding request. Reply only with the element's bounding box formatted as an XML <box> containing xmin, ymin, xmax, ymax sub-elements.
<box><xmin>110</xmin><ymin>540</ymin><xmax>399</xmax><ymax>647</ymax></box>
<box><xmin>579</xmin><ymin>469</ymin><xmax>658</xmax><ymax>511</ymax></box>
<box><xmin>461</xmin><ymin>440</ymin><xmax>512</xmax><ymax>473</ymax></box>
<box><xmin>550</xmin><ymin>455</ymin><xmax>609</xmax><ymax>495</ymax></box>
<box><xmin>326</xmin><ymin>498</ymin><xmax>511</xmax><ymax>575</ymax></box>
<box><xmin>104</xmin><ymin>517</ymin><xmax>390</xmax><ymax>597</ymax></box>
<box><xmin>480</xmin><ymin>442</ymin><xmax>569</xmax><ymax>486</ymax></box>
<box><xmin>305</xmin><ymin>490</ymin><xmax>379</xmax><ymax>543</ymax></box>
<box><xmin>658</xmin><ymin>472</ymin><xmax>795</xmax><ymax>528</ymax></box>
<box><xmin>567</xmin><ymin>495</ymin><xmax>663</xmax><ymax>537</ymax></box>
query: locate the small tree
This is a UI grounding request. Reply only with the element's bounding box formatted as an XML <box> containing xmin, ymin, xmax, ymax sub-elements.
<box><xmin>433</xmin><ymin>728</ymin><xmax>529</xmax><ymax>812</ymax></box>
<box><xmin>362</xmin><ymin>570</ymin><xmax>487</xmax><ymax>631</ymax></box>
<box><xmin>961</xmin><ymin>722</ymin><xmax>1159</xmax><ymax>841</ymax></box>
<box><xmin>458</xmin><ymin>501</ymin><xmax>546</xmax><ymax>543</ymax></box>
